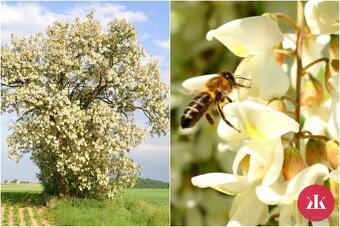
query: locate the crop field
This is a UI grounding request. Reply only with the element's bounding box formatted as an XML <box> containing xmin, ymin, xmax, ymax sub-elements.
<box><xmin>1</xmin><ymin>184</ymin><xmax>169</xmax><ymax>226</ymax></box>
<box><xmin>1</xmin><ymin>190</ymin><xmax>50</xmax><ymax>226</ymax></box>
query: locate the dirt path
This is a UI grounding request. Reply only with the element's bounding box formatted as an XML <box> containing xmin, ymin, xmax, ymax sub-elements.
<box><xmin>27</xmin><ymin>207</ymin><xmax>39</xmax><ymax>226</ymax></box>
<box><xmin>8</xmin><ymin>205</ymin><xmax>14</xmax><ymax>226</ymax></box>
<box><xmin>18</xmin><ymin>207</ymin><xmax>26</xmax><ymax>226</ymax></box>
<box><xmin>1</xmin><ymin>206</ymin><xmax>4</xmax><ymax>222</ymax></box>
<box><xmin>38</xmin><ymin>207</ymin><xmax>50</xmax><ymax>226</ymax></box>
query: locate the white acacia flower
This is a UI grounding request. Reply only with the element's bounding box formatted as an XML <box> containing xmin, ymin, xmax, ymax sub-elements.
<box><xmin>192</xmin><ymin>101</ymin><xmax>299</xmax><ymax>226</ymax></box>
<box><xmin>234</xmin><ymin>50</ymin><xmax>290</xmax><ymax>100</ymax></box>
<box><xmin>217</xmin><ymin>100</ymin><xmax>299</xmax><ymax>141</ymax></box>
<box><xmin>305</xmin><ymin>0</ymin><xmax>340</xmax><ymax>35</ymax></box>
<box><xmin>232</xmin><ymin>138</ymin><xmax>284</xmax><ymax>186</ymax></box>
<box><xmin>206</xmin><ymin>16</ymin><xmax>283</xmax><ymax>57</ymax></box>
<box><xmin>192</xmin><ymin>174</ymin><xmax>268</xmax><ymax>226</ymax></box>
<box><xmin>301</xmin><ymin>102</ymin><xmax>330</xmax><ymax>136</ymax></box>
<box><xmin>328</xmin><ymin>74</ymin><xmax>339</xmax><ymax>140</ymax></box>
<box><xmin>217</xmin><ymin>101</ymin><xmax>298</xmax><ymax>186</ymax></box>
<box><xmin>255</xmin><ymin>164</ymin><xmax>330</xmax><ymax>226</ymax></box>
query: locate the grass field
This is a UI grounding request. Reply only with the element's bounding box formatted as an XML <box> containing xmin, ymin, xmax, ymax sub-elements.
<box><xmin>1</xmin><ymin>184</ymin><xmax>169</xmax><ymax>226</ymax></box>
<box><xmin>1</xmin><ymin>184</ymin><xmax>43</xmax><ymax>192</ymax></box>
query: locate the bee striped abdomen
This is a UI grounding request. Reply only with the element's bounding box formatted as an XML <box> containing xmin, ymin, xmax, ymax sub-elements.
<box><xmin>181</xmin><ymin>92</ymin><xmax>213</xmax><ymax>128</ymax></box>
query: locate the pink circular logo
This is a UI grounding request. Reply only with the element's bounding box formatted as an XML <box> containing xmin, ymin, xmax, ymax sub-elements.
<box><xmin>298</xmin><ymin>184</ymin><xmax>334</xmax><ymax>222</ymax></box>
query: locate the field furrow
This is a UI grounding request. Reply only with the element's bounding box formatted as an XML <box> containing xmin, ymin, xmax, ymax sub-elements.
<box><xmin>9</xmin><ymin>205</ymin><xmax>14</xmax><ymax>226</ymax></box>
<box><xmin>38</xmin><ymin>207</ymin><xmax>49</xmax><ymax>226</ymax></box>
<box><xmin>27</xmin><ymin>207</ymin><xmax>39</xmax><ymax>226</ymax></box>
<box><xmin>19</xmin><ymin>207</ymin><xmax>26</xmax><ymax>226</ymax></box>
<box><xmin>32</xmin><ymin>206</ymin><xmax>44</xmax><ymax>226</ymax></box>
<box><xmin>1</xmin><ymin>206</ymin><xmax>4</xmax><ymax>222</ymax></box>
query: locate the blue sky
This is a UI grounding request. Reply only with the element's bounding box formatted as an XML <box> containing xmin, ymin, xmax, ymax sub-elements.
<box><xmin>1</xmin><ymin>1</ymin><xmax>169</xmax><ymax>182</ymax></box>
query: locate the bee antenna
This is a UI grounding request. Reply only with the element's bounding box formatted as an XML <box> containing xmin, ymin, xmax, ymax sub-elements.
<box><xmin>234</xmin><ymin>76</ymin><xmax>250</xmax><ymax>81</ymax></box>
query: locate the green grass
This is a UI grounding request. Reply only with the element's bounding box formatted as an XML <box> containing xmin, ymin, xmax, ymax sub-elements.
<box><xmin>1</xmin><ymin>185</ymin><xmax>169</xmax><ymax>226</ymax></box>
<box><xmin>1</xmin><ymin>184</ymin><xmax>43</xmax><ymax>192</ymax></box>
<box><xmin>49</xmin><ymin>189</ymin><xmax>169</xmax><ymax>226</ymax></box>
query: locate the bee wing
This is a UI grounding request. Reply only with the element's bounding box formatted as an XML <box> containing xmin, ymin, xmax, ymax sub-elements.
<box><xmin>171</xmin><ymin>83</ymin><xmax>192</xmax><ymax>95</ymax></box>
<box><xmin>182</xmin><ymin>74</ymin><xmax>219</xmax><ymax>93</ymax></box>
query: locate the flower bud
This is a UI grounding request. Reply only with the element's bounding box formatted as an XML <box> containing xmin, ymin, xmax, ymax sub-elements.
<box><xmin>267</xmin><ymin>98</ymin><xmax>287</xmax><ymax>113</ymax></box>
<box><xmin>301</xmin><ymin>76</ymin><xmax>324</xmax><ymax>106</ymax></box>
<box><xmin>241</xmin><ymin>154</ymin><xmax>250</xmax><ymax>175</ymax></box>
<box><xmin>326</xmin><ymin>140</ymin><xmax>339</xmax><ymax>169</ymax></box>
<box><xmin>329</xmin><ymin>35</ymin><xmax>339</xmax><ymax>60</ymax></box>
<box><xmin>330</xmin><ymin>59</ymin><xmax>339</xmax><ymax>73</ymax></box>
<box><xmin>305</xmin><ymin>139</ymin><xmax>327</xmax><ymax>165</ymax></box>
<box><xmin>282</xmin><ymin>146</ymin><xmax>306</xmax><ymax>180</ymax></box>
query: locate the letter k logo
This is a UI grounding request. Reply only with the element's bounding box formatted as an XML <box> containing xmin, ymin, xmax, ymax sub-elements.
<box><xmin>298</xmin><ymin>184</ymin><xmax>334</xmax><ymax>222</ymax></box>
<box><xmin>306</xmin><ymin>194</ymin><xmax>326</xmax><ymax>209</ymax></box>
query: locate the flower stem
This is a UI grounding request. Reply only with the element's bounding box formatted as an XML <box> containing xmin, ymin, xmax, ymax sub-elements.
<box><xmin>294</xmin><ymin>1</ymin><xmax>305</xmax><ymax>150</ymax></box>
<box><xmin>300</xmin><ymin>131</ymin><xmax>330</xmax><ymax>141</ymax></box>
<box><xmin>274</xmin><ymin>49</ymin><xmax>296</xmax><ymax>56</ymax></box>
<box><xmin>274</xmin><ymin>12</ymin><xmax>299</xmax><ymax>30</ymax></box>
<box><xmin>303</xmin><ymin>57</ymin><xmax>329</xmax><ymax>72</ymax></box>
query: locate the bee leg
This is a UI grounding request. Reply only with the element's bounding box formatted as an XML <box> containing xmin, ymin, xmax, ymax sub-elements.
<box><xmin>205</xmin><ymin>113</ymin><xmax>215</xmax><ymax>126</ymax></box>
<box><xmin>216</xmin><ymin>104</ymin><xmax>241</xmax><ymax>133</ymax></box>
<box><xmin>225</xmin><ymin>96</ymin><xmax>233</xmax><ymax>103</ymax></box>
<box><xmin>221</xmin><ymin>91</ymin><xmax>233</xmax><ymax>103</ymax></box>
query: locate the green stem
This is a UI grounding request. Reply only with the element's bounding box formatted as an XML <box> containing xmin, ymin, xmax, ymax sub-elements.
<box><xmin>294</xmin><ymin>1</ymin><xmax>305</xmax><ymax>150</ymax></box>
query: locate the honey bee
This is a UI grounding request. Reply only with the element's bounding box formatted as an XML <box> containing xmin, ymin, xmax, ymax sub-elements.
<box><xmin>180</xmin><ymin>71</ymin><xmax>250</xmax><ymax>132</ymax></box>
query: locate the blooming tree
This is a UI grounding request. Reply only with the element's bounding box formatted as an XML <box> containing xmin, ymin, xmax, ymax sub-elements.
<box><xmin>1</xmin><ymin>12</ymin><xmax>169</xmax><ymax>198</ymax></box>
<box><xmin>186</xmin><ymin>1</ymin><xmax>339</xmax><ymax>226</ymax></box>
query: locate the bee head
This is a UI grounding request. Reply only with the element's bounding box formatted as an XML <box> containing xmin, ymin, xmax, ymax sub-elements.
<box><xmin>221</xmin><ymin>71</ymin><xmax>236</xmax><ymax>84</ymax></box>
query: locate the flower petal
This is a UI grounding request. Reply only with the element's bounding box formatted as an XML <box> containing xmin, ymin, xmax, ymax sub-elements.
<box><xmin>234</xmin><ymin>50</ymin><xmax>290</xmax><ymax>100</ymax></box>
<box><xmin>191</xmin><ymin>173</ymin><xmax>249</xmax><ymax>195</ymax></box>
<box><xmin>305</xmin><ymin>0</ymin><xmax>339</xmax><ymax>35</ymax></box>
<box><xmin>218</xmin><ymin>101</ymin><xmax>299</xmax><ymax>140</ymax></box>
<box><xmin>233</xmin><ymin>140</ymin><xmax>280</xmax><ymax>184</ymax></box>
<box><xmin>228</xmin><ymin>187</ymin><xmax>268</xmax><ymax>226</ymax></box>
<box><xmin>256</xmin><ymin>181</ymin><xmax>287</xmax><ymax>205</ymax></box>
<box><xmin>182</xmin><ymin>74</ymin><xmax>218</xmax><ymax>93</ymax></box>
<box><xmin>262</xmin><ymin>138</ymin><xmax>284</xmax><ymax>186</ymax></box>
<box><xmin>206</xmin><ymin>16</ymin><xmax>283</xmax><ymax>57</ymax></box>
<box><xmin>285</xmin><ymin>164</ymin><xmax>329</xmax><ymax>200</ymax></box>
<box><xmin>324</xmin><ymin>168</ymin><xmax>339</xmax><ymax>183</ymax></box>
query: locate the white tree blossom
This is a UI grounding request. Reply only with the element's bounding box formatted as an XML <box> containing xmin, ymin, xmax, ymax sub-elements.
<box><xmin>1</xmin><ymin>12</ymin><xmax>169</xmax><ymax>198</ymax></box>
<box><xmin>304</xmin><ymin>0</ymin><xmax>339</xmax><ymax>35</ymax></box>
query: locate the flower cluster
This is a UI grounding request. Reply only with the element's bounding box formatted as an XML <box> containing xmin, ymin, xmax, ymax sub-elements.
<box><xmin>187</xmin><ymin>1</ymin><xmax>339</xmax><ymax>226</ymax></box>
<box><xmin>1</xmin><ymin>12</ymin><xmax>169</xmax><ymax>198</ymax></box>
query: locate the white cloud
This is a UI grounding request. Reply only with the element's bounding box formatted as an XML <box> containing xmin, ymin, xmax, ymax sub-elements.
<box><xmin>155</xmin><ymin>39</ymin><xmax>170</xmax><ymax>51</ymax></box>
<box><xmin>1</xmin><ymin>2</ymin><xmax>148</xmax><ymax>44</ymax></box>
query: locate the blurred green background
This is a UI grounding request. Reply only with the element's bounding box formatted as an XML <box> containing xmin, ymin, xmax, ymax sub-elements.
<box><xmin>170</xmin><ymin>1</ymin><xmax>297</xmax><ymax>226</ymax></box>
